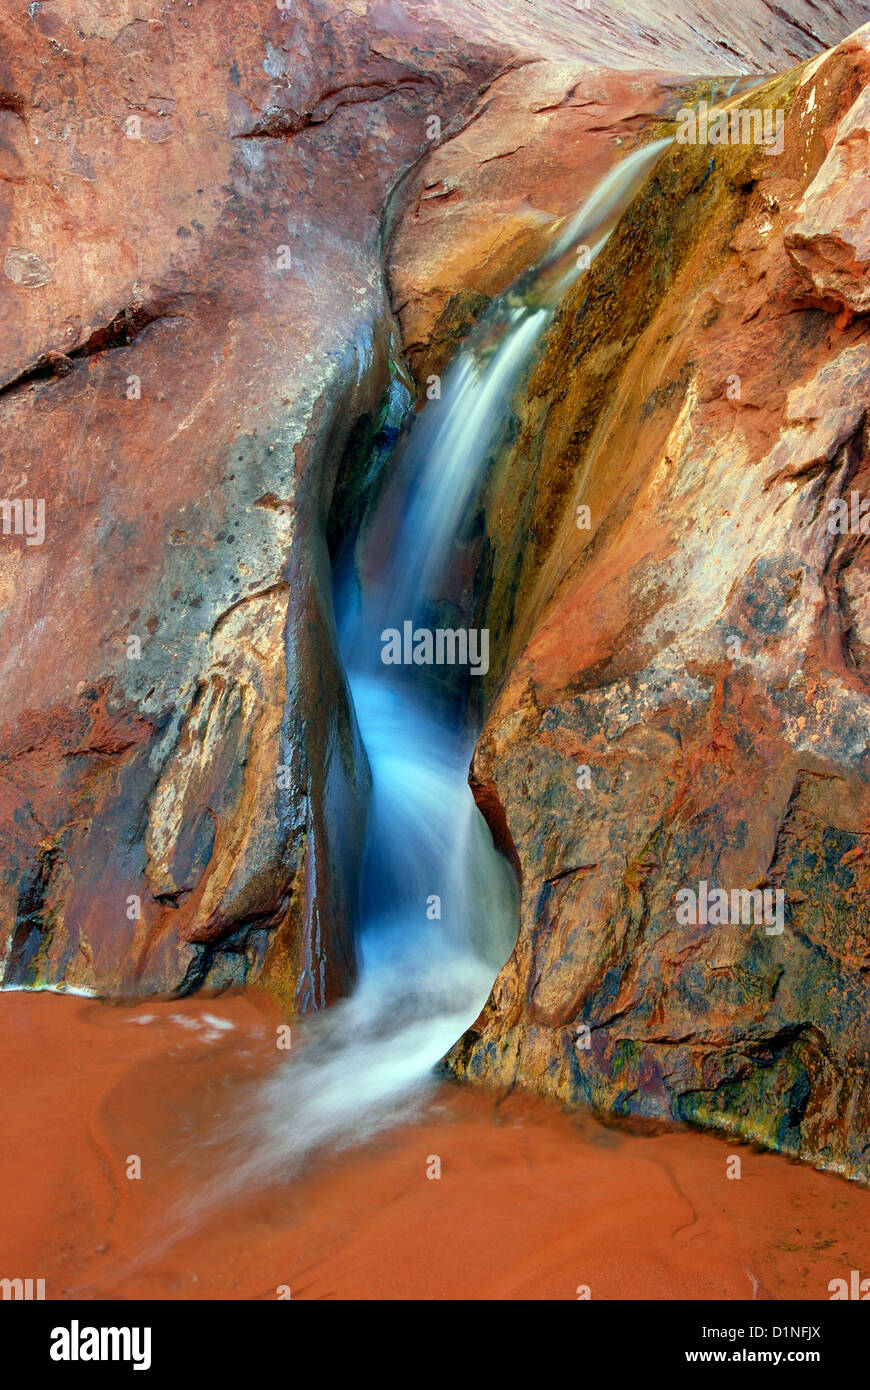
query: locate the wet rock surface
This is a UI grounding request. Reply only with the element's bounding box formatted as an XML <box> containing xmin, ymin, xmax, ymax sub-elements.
<box><xmin>447</xmin><ymin>26</ymin><xmax>870</xmax><ymax>1179</ymax></box>
<box><xmin>387</xmin><ymin>66</ymin><xmax>688</xmax><ymax>387</ymax></box>
<box><xmin>2</xmin><ymin>0</ymin><xmax>870</xmax><ymax>1188</ymax></box>
<box><xmin>0</xmin><ymin>0</ymin><xmax>517</xmax><ymax>1002</ymax></box>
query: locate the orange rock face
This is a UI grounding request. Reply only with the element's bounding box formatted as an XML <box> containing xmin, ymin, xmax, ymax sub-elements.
<box><xmin>447</xmin><ymin>26</ymin><xmax>870</xmax><ymax>1178</ymax></box>
<box><xmin>3</xmin><ymin>0</ymin><xmax>870</xmax><ymax>1178</ymax></box>
<box><xmin>5</xmin><ymin>0</ymin><xmax>858</xmax><ymax>1008</ymax></box>
<box><xmin>387</xmin><ymin>66</ymin><xmax>688</xmax><ymax>386</ymax></box>
<box><xmin>0</xmin><ymin>0</ymin><xmax>523</xmax><ymax>1005</ymax></box>
<box><xmin>785</xmin><ymin>38</ymin><xmax>870</xmax><ymax>311</ymax></box>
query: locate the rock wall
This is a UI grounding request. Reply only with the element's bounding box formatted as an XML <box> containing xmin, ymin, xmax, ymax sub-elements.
<box><xmin>2</xmin><ymin>0</ymin><xmax>869</xmax><ymax>1027</ymax></box>
<box><xmin>387</xmin><ymin>66</ymin><xmax>688</xmax><ymax>388</ymax></box>
<box><xmin>447</xmin><ymin>26</ymin><xmax>870</xmax><ymax>1179</ymax></box>
<box><xmin>386</xmin><ymin>0</ymin><xmax>870</xmax><ymax>387</ymax></box>
<box><xmin>0</xmin><ymin>0</ymin><xmax>523</xmax><ymax>1003</ymax></box>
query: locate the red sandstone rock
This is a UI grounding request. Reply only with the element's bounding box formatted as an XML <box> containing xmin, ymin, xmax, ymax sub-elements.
<box><xmin>448</xmin><ymin>24</ymin><xmax>870</xmax><ymax>1179</ymax></box>
<box><xmin>0</xmin><ymin>0</ymin><xmax>514</xmax><ymax>1003</ymax></box>
<box><xmin>786</xmin><ymin>34</ymin><xmax>870</xmax><ymax>311</ymax></box>
<box><xmin>1</xmin><ymin>1</ymin><xmax>867</xmax><ymax>1017</ymax></box>
<box><xmin>387</xmin><ymin>65</ymin><xmax>687</xmax><ymax>385</ymax></box>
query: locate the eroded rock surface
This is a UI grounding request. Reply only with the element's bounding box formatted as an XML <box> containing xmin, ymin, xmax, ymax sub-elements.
<box><xmin>448</xmin><ymin>26</ymin><xmax>870</xmax><ymax>1179</ymax></box>
<box><xmin>1</xmin><ymin>0</ymin><xmax>868</xmax><ymax>1024</ymax></box>
<box><xmin>786</xmin><ymin>51</ymin><xmax>870</xmax><ymax>310</ymax></box>
<box><xmin>387</xmin><ymin>66</ymin><xmax>688</xmax><ymax>387</ymax></box>
<box><xmin>0</xmin><ymin>0</ymin><xmax>525</xmax><ymax>1003</ymax></box>
<box><xmin>387</xmin><ymin>1</ymin><xmax>870</xmax><ymax>386</ymax></box>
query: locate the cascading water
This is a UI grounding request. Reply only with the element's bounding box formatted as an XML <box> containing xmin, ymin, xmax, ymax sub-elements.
<box><xmin>235</xmin><ymin>136</ymin><xmax>673</xmax><ymax>1179</ymax></box>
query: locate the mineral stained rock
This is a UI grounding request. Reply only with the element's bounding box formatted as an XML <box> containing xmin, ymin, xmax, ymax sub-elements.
<box><xmin>447</xmin><ymin>25</ymin><xmax>870</xmax><ymax>1180</ymax></box>
<box><xmin>1</xmin><ymin>0</ymin><xmax>868</xmax><ymax>1093</ymax></box>
<box><xmin>387</xmin><ymin>66</ymin><xmax>688</xmax><ymax>388</ymax></box>
<box><xmin>386</xmin><ymin>0</ymin><xmax>870</xmax><ymax>387</ymax></box>
<box><xmin>0</xmin><ymin>0</ymin><xmax>523</xmax><ymax>1003</ymax></box>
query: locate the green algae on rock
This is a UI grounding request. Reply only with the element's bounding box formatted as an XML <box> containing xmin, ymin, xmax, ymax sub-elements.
<box><xmin>446</xmin><ymin>28</ymin><xmax>870</xmax><ymax>1182</ymax></box>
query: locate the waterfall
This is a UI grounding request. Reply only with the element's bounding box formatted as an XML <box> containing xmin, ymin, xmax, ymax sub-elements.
<box><xmin>237</xmin><ymin>136</ymin><xmax>672</xmax><ymax>1178</ymax></box>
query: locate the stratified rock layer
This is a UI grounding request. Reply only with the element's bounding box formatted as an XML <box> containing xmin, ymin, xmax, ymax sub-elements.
<box><xmin>448</xmin><ymin>26</ymin><xmax>870</xmax><ymax>1180</ymax></box>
